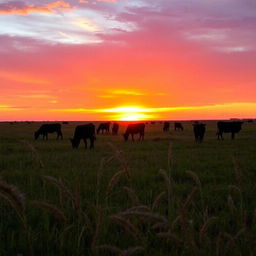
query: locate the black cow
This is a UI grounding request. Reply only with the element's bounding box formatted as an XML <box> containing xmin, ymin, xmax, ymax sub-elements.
<box><xmin>112</xmin><ymin>123</ymin><xmax>119</xmax><ymax>135</ymax></box>
<box><xmin>123</xmin><ymin>123</ymin><xmax>145</xmax><ymax>141</ymax></box>
<box><xmin>97</xmin><ymin>122</ymin><xmax>110</xmax><ymax>134</ymax></box>
<box><xmin>163</xmin><ymin>122</ymin><xmax>170</xmax><ymax>132</ymax></box>
<box><xmin>70</xmin><ymin>123</ymin><xmax>96</xmax><ymax>149</ymax></box>
<box><xmin>174</xmin><ymin>122</ymin><xmax>184</xmax><ymax>131</ymax></box>
<box><xmin>217</xmin><ymin>121</ymin><xmax>243</xmax><ymax>140</ymax></box>
<box><xmin>193</xmin><ymin>123</ymin><xmax>206</xmax><ymax>143</ymax></box>
<box><xmin>34</xmin><ymin>123</ymin><xmax>63</xmax><ymax>140</ymax></box>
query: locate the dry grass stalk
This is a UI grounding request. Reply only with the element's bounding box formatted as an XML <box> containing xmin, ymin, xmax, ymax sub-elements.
<box><xmin>228</xmin><ymin>185</ymin><xmax>241</xmax><ymax>194</ymax></box>
<box><xmin>0</xmin><ymin>179</ymin><xmax>25</xmax><ymax>212</ymax></box>
<box><xmin>59</xmin><ymin>224</ymin><xmax>74</xmax><ymax>249</ymax></box>
<box><xmin>253</xmin><ymin>209</ymin><xmax>256</xmax><ymax>225</ymax></box>
<box><xmin>74</xmin><ymin>177</ymin><xmax>81</xmax><ymax>211</ymax></box>
<box><xmin>232</xmin><ymin>156</ymin><xmax>243</xmax><ymax>185</ymax></box>
<box><xmin>31</xmin><ymin>200</ymin><xmax>67</xmax><ymax>223</ymax></box>
<box><xmin>157</xmin><ymin>231</ymin><xmax>183</xmax><ymax>245</ymax></box>
<box><xmin>199</xmin><ymin>216</ymin><xmax>218</xmax><ymax>242</ymax></box>
<box><xmin>228</xmin><ymin>185</ymin><xmax>243</xmax><ymax>216</ymax></box>
<box><xmin>124</xmin><ymin>205</ymin><xmax>151</xmax><ymax>212</ymax></box>
<box><xmin>118</xmin><ymin>209</ymin><xmax>168</xmax><ymax>224</ymax></box>
<box><xmin>95</xmin><ymin>244</ymin><xmax>122</xmax><ymax>254</ymax></box>
<box><xmin>0</xmin><ymin>179</ymin><xmax>25</xmax><ymax>224</ymax></box>
<box><xmin>186</xmin><ymin>170</ymin><xmax>202</xmax><ymax>188</ymax></box>
<box><xmin>96</xmin><ymin>157</ymin><xmax>109</xmax><ymax>206</ymax></box>
<box><xmin>227</xmin><ymin>195</ymin><xmax>236</xmax><ymax>215</ymax></box>
<box><xmin>110</xmin><ymin>215</ymin><xmax>144</xmax><ymax>242</ymax></box>
<box><xmin>152</xmin><ymin>222</ymin><xmax>169</xmax><ymax>231</ymax></box>
<box><xmin>97</xmin><ymin>157</ymin><xmax>105</xmax><ymax>189</ymax></box>
<box><xmin>171</xmin><ymin>215</ymin><xmax>182</xmax><ymax>230</ymax></box>
<box><xmin>216</xmin><ymin>232</ymin><xmax>223</xmax><ymax>256</ymax></box>
<box><xmin>106</xmin><ymin>170</ymin><xmax>126</xmax><ymax>196</ymax></box>
<box><xmin>43</xmin><ymin>176</ymin><xmax>75</xmax><ymax>206</ymax></box>
<box><xmin>167</xmin><ymin>143</ymin><xmax>173</xmax><ymax>169</ymax></box>
<box><xmin>77</xmin><ymin>226</ymin><xmax>86</xmax><ymax>248</ymax></box>
<box><xmin>119</xmin><ymin>246</ymin><xmax>144</xmax><ymax>256</ymax></box>
<box><xmin>82</xmin><ymin>211</ymin><xmax>93</xmax><ymax>234</ymax></box>
<box><xmin>182</xmin><ymin>187</ymin><xmax>198</xmax><ymax>210</ymax></box>
<box><xmin>152</xmin><ymin>191</ymin><xmax>166</xmax><ymax>212</ymax></box>
<box><xmin>224</xmin><ymin>227</ymin><xmax>246</xmax><ymax>252</ymax></box>
<box><xmin>21</xmin><ymin>140</ymin><xmax>44</xmax><ymax>168</ymax></box>
<box><xmin>159</xmin><ymin>169</ymin><xmax>172</xmax><ymax>206</ymax></box>
<box><xmin>108</xmin><ymin>143</ymin><xmax>131</xmax><ymax>178</ymax></box>
<box><xmin>123</xmin><ymin>186</ymin><xmax>140</xmax><ymax>206</ymax></box>
<box><xmin>91</xmin><ymin>206</ymin><xmax>104</xmax><ymax>249</ymax></box>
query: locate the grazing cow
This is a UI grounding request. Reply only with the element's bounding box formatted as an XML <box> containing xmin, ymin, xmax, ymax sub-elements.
<box><xmin>174</xmin><ymin>122</ymin><xmax>184</xmax><ymax>131</ymax></box>
<box><xmin>163</xmin><ymin>122</ymin><xmax>170</xmax><ymax>132</ymax></box>
<box><xmin>97</xmin><ymin>122</ymin><xmax>110</xmax><ymax>134</ymax></box>
<box><xmin>123</xmin><ymin>123</ymin><xmax>145</xmax><ymax>141</ymax></box>
<box><xmin>193</xmin><ymin>123</ymin><xmax>206</xmax><ymax>143</ymax></box>
<box><xmin>112</xmin><ymin>123</ymin><xmax>119</xmax><ymax>135</ymax></box>
<box><xmin>217</xmin><ymin>121</ymin><xmax>243</xmax><ymax>140</ymax></box>
<box><xmin>34</xmin><ymin>123</ymin><xmax>63</xmax><ymax>140</ymax></box>
<box><xmin>70</xmin><ymin>123</ymin><xmax>96</xmax><ymax>149</ymax></box>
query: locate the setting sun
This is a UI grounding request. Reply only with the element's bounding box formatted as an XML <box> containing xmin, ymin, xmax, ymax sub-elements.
<box><xmin>98</xmin><ymin>106</ymin><xmax>155</xmax><ymax>121</ymax></box>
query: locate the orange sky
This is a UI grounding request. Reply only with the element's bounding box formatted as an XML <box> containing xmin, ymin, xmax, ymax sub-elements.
<box><xmin>0</xmin><ymin>0</ymin><xmax>256</xmax><ymax>121</ymax></box>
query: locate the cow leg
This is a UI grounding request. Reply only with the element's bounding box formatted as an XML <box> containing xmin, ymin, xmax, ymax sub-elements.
<box><xmin>83</xmin><ymin>138</ymin><xmax>87</xmax><ymax>149</ymax></box>
<box><xmin>89</xmin><ymin>137</ymin><xmax>94</xmax><ymax>149</ymax></box>
<box><xmin>231</xmin><ymin>133</ymin><xmax>235</xmax><ymax>140</ymax></box>
<box><xmin>132</xmin><ymin>134</ymin><xmax>134</xmax><ymax>141</ymax></box>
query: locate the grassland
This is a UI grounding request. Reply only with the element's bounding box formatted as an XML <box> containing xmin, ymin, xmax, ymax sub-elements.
<box><xmin>0</xmin><ymin>121</ymin><xmax>256</xmax><ymax>256</ymax></box>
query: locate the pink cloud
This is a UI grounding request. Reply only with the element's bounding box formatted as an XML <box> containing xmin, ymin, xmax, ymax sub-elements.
<box><xmin>0</xmin><ymin>1</ymin><xmax>72</xmax><ymax>15</ymax></box>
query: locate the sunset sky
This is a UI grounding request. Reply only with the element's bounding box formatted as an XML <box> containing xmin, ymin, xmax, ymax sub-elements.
<box><xmin>0</xmin><ymin>0</ymin><xmax>255</xmax><ymax>121</ymax></box>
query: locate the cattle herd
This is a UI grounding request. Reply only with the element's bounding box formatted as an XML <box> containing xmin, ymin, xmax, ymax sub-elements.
<box><xmin>32</xmin><ymin>120</ymin><xmax>245</xmax><ymax>149</ymax></box>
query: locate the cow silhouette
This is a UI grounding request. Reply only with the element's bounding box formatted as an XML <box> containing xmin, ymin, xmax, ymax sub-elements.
<box><xmin>163</xmin><ymin>122</ymin><xmax>170</xmax><ymax>132</ymax></box>
<box><xmin>193</xmin><ymin>123</ymin><xmax>205</xmax><ymax>143</ymax></box>
<box><xmin>217</xmin><ymin>121</ymin><xmax>243</xmax><ymax>140</ymax></box>
<box><xmin>34</xmin><ymin>123</ymin><xmax>63</xmax><ymax>140</ymax></box>
<box><xmin>70</xmin><ymin>123</ymin><xmax>96</xmax><ymax>149</ymax></box>
<box><xmin>124</xmin><ymin>123</ymin><xmax>145</xmax><ymax>141</ymax></box>
<box><xmin>112</xmin><ymin>123</ymin><xmax>119</xmax><ymax>135</ymax></box>
<box><xmin>97</xmin><ymin>122</ymin><xmax>110</xmax><ymax>134</ymax></box>
<box><xmin>174</xmin><ymin>122</ymin><xmax>184</xmax><ymax>131</ymax></box>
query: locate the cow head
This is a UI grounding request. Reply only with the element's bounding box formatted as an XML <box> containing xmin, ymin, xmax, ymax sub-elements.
<box><xmin>123</xmin><ymin>133</ymin><xmax>129</xmax><ymax>141</ymax></box>
<box><xmin>70</xmin><ymin>138</ymin><xmax>79</xmax><ymax>149</ymax></box>
<box><xmin>34</xmin><ymin>131</ymin><xmax>39</xmax><ymax>140</ymax></box>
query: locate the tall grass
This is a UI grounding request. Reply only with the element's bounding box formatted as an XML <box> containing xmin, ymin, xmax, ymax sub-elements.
<box><xmin>0</xmin><ymin>121</ymin><xmax>256</xmax><ymax>255</ymax></box>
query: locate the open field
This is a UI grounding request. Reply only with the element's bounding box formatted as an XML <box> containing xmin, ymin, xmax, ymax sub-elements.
<box><xmin>1</xmin><ymin>121</ymin><xmax>256</xmax><ymax>256</ymax></box>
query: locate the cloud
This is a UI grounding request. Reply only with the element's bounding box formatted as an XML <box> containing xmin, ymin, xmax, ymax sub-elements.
<box><xmin>0</xmin><ymin>104</ymin><xmax>25</xmax><ymax>110</ymax></box>
<box><xmin>0</xmin><ymin>1</ymin><xmax>72</xmax><ymax>15</ymax></box>
<box><xmin>0</xmin><ymin>70</ymin><xmax>51</xmax><ymax>85</ymax></box>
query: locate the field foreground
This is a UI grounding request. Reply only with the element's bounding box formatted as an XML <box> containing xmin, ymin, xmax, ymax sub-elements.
<box><xmin>1</xmin><ymin>121</ymin><xmax>256</xmax><ymax>256</ymax></box>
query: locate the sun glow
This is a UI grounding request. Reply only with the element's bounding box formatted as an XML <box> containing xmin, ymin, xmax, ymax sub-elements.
<box><xmin>99</xmin><ymin>106</ymin><xmax>155</xmax><ymax>121</ymax></box>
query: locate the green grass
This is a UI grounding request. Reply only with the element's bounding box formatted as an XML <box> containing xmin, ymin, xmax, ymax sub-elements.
<box><xmin>0</xmin><ymin>121</ymin><xmax>256</xmax><ymax>256</ymax></box>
